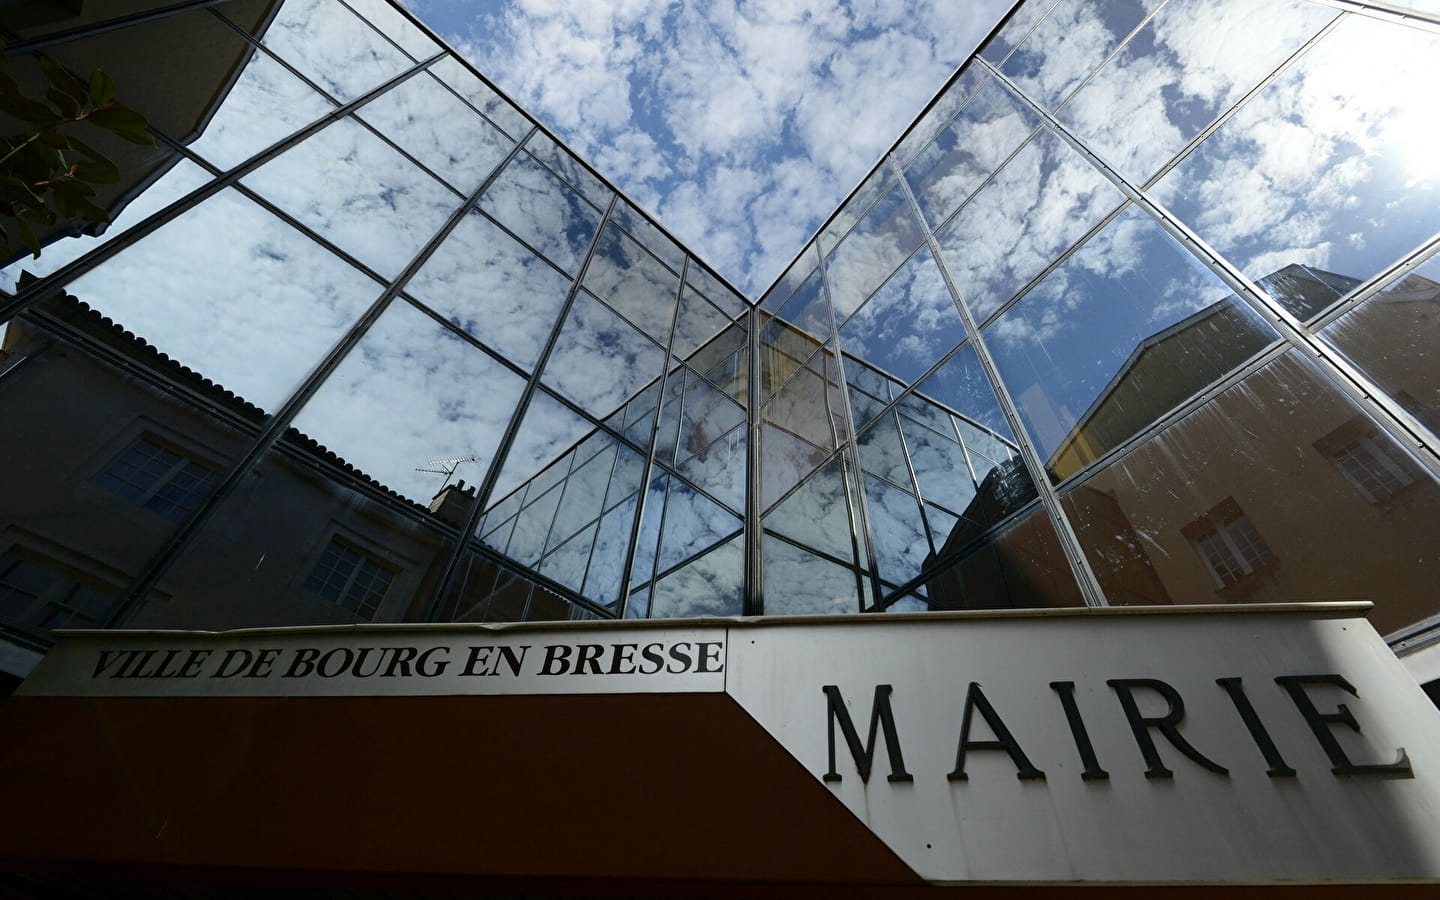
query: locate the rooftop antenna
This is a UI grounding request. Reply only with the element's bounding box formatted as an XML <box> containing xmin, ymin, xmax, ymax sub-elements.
<box><xmin>415</xmin><ymin>456</ymin><xmax>478</xmax><ymax>491</ymax></box>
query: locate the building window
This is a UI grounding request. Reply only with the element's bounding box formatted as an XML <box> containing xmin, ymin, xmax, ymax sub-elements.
<box><xmin>1184</xmin><ymin>499</ymin><xmax>1276</xmax><ymax>589</ymax></box>
<box><xmin>1316</xmin><ymin>419</ymin><xmax>1422</xmax><ymax>504</ymax></box>
<box><xmin>0</xmin><ymin>552</ymin><xmax>118</xmax><ymax>637</ymax></box>
<box><xmin>96</xmin><ymin>435</ymin><xmax>219</xmax><ymax>520</ymax></box>
<box><xmin>302</xmin><ymin>539</ymin><xmax>396</xmax><ymax>620</ymax></box>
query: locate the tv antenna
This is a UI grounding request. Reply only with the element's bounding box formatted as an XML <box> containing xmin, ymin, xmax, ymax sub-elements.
<box><xmin>415</xmin><ymin>455</ymin><xmax>478</xmax><ymax>490</ymax></box>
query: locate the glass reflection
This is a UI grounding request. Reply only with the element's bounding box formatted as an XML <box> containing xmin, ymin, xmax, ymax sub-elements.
<box><xmin>905</xmin><ymin>79</ymin><xmax>1038</xmax><ymax>228</ymax></box>
<box><xmin>762</xmin><ymin>453</ymin><xmax>860</xmax><ymax>565</ymax></box>
<box><xmin>825</xmin><ymin>182</ymin><xmax>927</xmax><ymax>323</ymax></box>
<box><xmin>672</xmin><ymin>286</ymin><xmax>734</xmax><ymax>360</ymax></box>
<box><xmin>1064</xmin><ymin>351</ymin><xmax>1440</xmax><ymax>634</ymax></box>
<box><xmin>357</xmin><ymin>71</ymin><xmax>513</xmax><ymax>196</ymax></box>
<box><xmin>920</xmin><ymin>505</ymin><xmax>1085</xmax><ymax>610</ymax></box>
<box><xmin>486</xmin><ymin>388</ymin><xmax>595</xmax><ymax>501</ymax></box>
<box><xmin>1000</xmin><ymin>0</ymin><xmax>1157</xmax><ymax>112</ymax></box>
<box><xmin>341</xmin><ymin>0</ymin><xmax>441</xmax><ymax>60</ymax></box>
<box><xmin>406</xmin><ymin>208</ymin><xmax>572</xmax><ymax>371</ymax></box>
<box><xmin>1151</xmin><ymin>14</ymin><xmax>1440</xmax><ymax>321</ymax></box>
<box><xmin>480</xmin><ymin>154</ymin><xmax>603</xmax><ymax>276</ymax></box>
<box><xmin>291</xmin><ymin>299</ymin><xmax>526</xmax><ymax>504</ymax></box>
<box><xmin>986</xmin><ymin>205</ymin><xmax>1280</xmax><ymax>481</ymax></box>
<box><xmin>242</xmin><ymin>115</ymin><xmax>460</xmax><ymax>278</ymax></box>
<box><xmin>62</xmin><ymin>187</ymin><xmax>380</xmax><ymax>411</ymax></box>
<box><xmin>763</xmin><ymin>536</ymin><xmax>860</xmax><ymax>616</ymax></box>
<box><xmin>187</xmin><ymin>44</ymin><xmax>335</xmax><ymax>171</ymax></box>
<box><xmin>649</xmin><ymin>534</ymin><xmax>744</xmax><ymax>618</ymax></box>
<box><xmin>541</xmin><ymin>291</ymin><xmax>666</xmax><ymax>421</ymax></box>
<box><xmin>1062</xmin><ymin>0</ymin><xmax>1337</xmax><ymax>186</ymax></box>
<box><xmin>937</xmin><ymin>128</ymin><xmax>1124</xmax><ymax>323</ymax></box>
<box><xmin>611</xmin><ymin>199</ymin><xmax>684</xmax><ymax>273</ymax></box>
<box><xmin>839</xmin><ymin>248</ymin><xmax>965</xmax><ymax>385</ymax></box>
<box><xmin>1322</xmin><ymin>253</ymin><xmax>1440</xmax><ymax>437</ymax></box>
<box><xmin>687</xmin><ymin>263</ymin><xmax>749</xmax><ymax>320</ymax></box>
<box><xmin>581</xmin><ymin>224</ymin><xmax>680</xmax><ymax>344</ymax></box>
<box><xmin>526</xmin><ymin>131</ymin><xmax>613</xmax><ymax>209</ymax></box>
<box><xmin>429</xmin><ymin>55</ymin><xmax>531</xmax><ymax>140</ymax></box>
<box><xmin>249</xmin><ymin>0</ymin><xmax>412</xmax><ymax>103</ymax></box>
<box><xmin>892</xmin><ymin>68</ymin><xmax>987</xmax><ymax>168</ymax></box>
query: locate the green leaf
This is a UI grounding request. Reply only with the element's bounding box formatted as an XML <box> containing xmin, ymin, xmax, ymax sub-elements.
<box><xmin>88</xmin><ymin>68</ymin><xmax>117</xmax><ymax>107</ymax></box>
<box><xmin>51</xmin><ymin>178</ymin><xmax>95</xmax><ymax>198</ymax></box>
<box><xmin>0</xmin><ymin>174</ymin><xmax>43</xmax><ymax>205</ymax></box>
<box><xmin>46</xmin><ymin>86</ymin><xmax>80</xmax><ymax>119</ymax></box>
<box><xmin>65</xmin><ymin>136</ymin><xmax>107</xmax><ymax>162</ymax></box>
<box><xmin>39</xmin><ymin>56</ymin><xmax>88</xmax><ymax>107</ymax></box>
<box><xmin>19</xmin><ymin>204</ymin><xmax>54</xmax><ymax>226</ymax></box>
<box><xmin>73</xmin><ymin>158</ymin><xmax>120</xmax><ymax>184</ymax></box>
<box><xmin>15</xmin><ymin>216</ymin><xmax>40</xmax><ymax>258</ymax></box>
<box><xmin>74</xmin><ymin>198</ymin><xmax>110</xmax><ymax>223</ymax></box>
<box><xmin>35</xmin><ymin>130</ymin><xmax>73</xmax><ymax>150</ymax></box>
<box><xmin>88</xmin><ymin>104</ymin><xmax>154</xmax><ymax>145</ymax></box>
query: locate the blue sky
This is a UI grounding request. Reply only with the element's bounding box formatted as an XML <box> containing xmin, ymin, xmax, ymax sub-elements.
<box><xmin>396</xmin><ymin>0</ymin><xmax>1014</xmax><ymax>298</ymax></box>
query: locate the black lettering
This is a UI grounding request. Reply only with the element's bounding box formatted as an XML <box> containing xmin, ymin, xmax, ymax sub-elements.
<box><xmin>461</xmin><ymin>646</ymin><xmax>494</xmax><ymax>676</ymax></box>
<box><xmin>351</xmin><ymin>647</ymin><xmax>383</xmax><ymax>678</ymax></box>
<box><xmin>415</xmin><ymin>647</ymin><xmax>449</xmax><ymax>677</ymax></box>
<box><xmin>497</xmin><ymin>645</ymin><xmax>527</xmax><ymax>676</ymax></box>
<box><xmin>608</xmin><ymin>644</ymin><xmax>637</xmax><ymax>675</ymax></box>
<box><xmin>245</xmin><ymin>648</ymin><xmax>281</xmax><ymax>678</ymax></box>
<box><xmin>822</xmin><ymin>684</ymin><xmax>913</xmax><ymax>784</ymax></box>
<box><xmin>213</xmin><ymin>649</ymin><xmax>253</xmax><ymax>679</ymax></box>
<box><xmin>1217</xmin><ymin>677</ymin><xmax>1294</xmax><ymax>777</ymax></box>
<box><xmin>540</xmin><ymin>644</ymin><xmax>572</xmax><ymax>675</ymax></box>
<box><xmin>1275</xmin><ymin>674</ymin><xmax>1412</xmax><ymax>777</ymax></box>
<box><xmin>639</xmin><ymin>643</ymin><xmax>664</xmax><ymax>674</ymax></box>
<box><xmin>696</xmin><ymin>642</ymin><xmax>723</xmax><ymax>674</ymax></box>
<box><xmin>1050</xmin><ymin>681</ymin><xmax>1108</xmax><ymax>781</ymax></box>
<box><xmin>317</xmin><ymin>647</ymin><xmax>353</xmax><ymax>678</ymax></box>
<box><xmin>575</xmin><ymin>644</ymin><xmax>604</xmax><ymax>675</ymax></box>
<box><xmin>949</xmin><ymin>682</ymin><xmax>1044</xmax><ymax>782</ymax></box>
<box><xmin>1108</xmin><ymin>679</ymin><xmax>1228</xmax><ymax>778</ymax></box>
<box><xmin>382</xmin><ymin>647</ymin><xmax>417</xmax><ymax>677</ymax></box>
<box><xmin>667</xmin><ymin>642</ymin><xmax>693</xmax><ymax>674</ymax></box>
<box><xmin>177</xmin><ymin>649</ymin><xmax>211</xmax><ymax>678</ymax></box>
<box><xmin>146</xmin><ymin>649</ymin><xmax>182</xmax><ymax>678</ymax></box>
<box><xmin>92</xmin><ymin>649</ymin><xmax>128</xmax><ymax>679</ymax></box>
<box><xmin>283</xmin><ymin>648</ymin><xmax>319</xmax><ymax>678</ymax></box>
<box><xmin>119</xmin><ymin>649</ymin><xmax>156</xmax><ymax>678</ymax></box>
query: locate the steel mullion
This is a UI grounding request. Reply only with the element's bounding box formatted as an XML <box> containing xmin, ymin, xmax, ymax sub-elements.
<box><xmin>982</xmin><ymin>60</ymin><xmax>1440</xmax><ymax>480</ymax></box>
<box><xmin>105</xmin><ymin>123</ymin><xmax>535</xmax><ymax>626</ymax></box>
<box><xmin>422</xmin><ymin>192</ymin><xmax>620</xmax><ymax>620</ymax></box>
<box><xmin>744</xmin><ymin>305</ymin><xmax>764</xmax><ymax>615</ymax></box>
<box><xmin>896</xmin><ymin>159</ymin><xmax>1109</xmax><ymax>608</ymax></box>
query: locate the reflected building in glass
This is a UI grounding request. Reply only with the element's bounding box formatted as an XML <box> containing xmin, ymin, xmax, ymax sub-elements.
<box><xmin>2</xmin><ymin>0</ymin><xmax>1440</xmax><ymax>701</ymax></box>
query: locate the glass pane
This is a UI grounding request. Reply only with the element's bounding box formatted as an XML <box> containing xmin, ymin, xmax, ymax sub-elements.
<box><xmin>1151</xmin><ymin>14</ymin><xmax>1440</xmax><ymax>321</ymax></box>
<box><xmin>759</xmin><ymin>423</ymin><xmax>830</xmax><ymax>512</ymax></box>
<box><xmin>1322</xmin><ymin>253</ymin><xmax>1440</xmax><ymax>437</ymax></box>
<box><xmin>762</xmin><ymin>452</ymin><xmax>859</xmax><ymax>564</ymax></box>
<box><xmin>480</xmin><ymin>153</ymin><xmax>603</xmax><ymax>277</ymax></box>
<box><xmin>242</xmin><ymin>116</ymin><xmax>459</xmax><ymax>278</ymax></box>
<box><xmin>763</xmin><ymin>536</ymin><xmax>860</xmax><ymax>616</ymax></box>
<box><xmin>819</xmin><ymin>167</ymin><xmax>891</xmax><ymax>256</ymax></box>
<box><xmin>135</xmin><ymin>446</ymin><xmax>452</xmax><ymax>629</ymax></box>
<box><xmin>654</xmin><ymin>479</ymin><xmax>742</xmax><ymax>575</ymax></box>
<box><xmin>1062</xmin><ymin>0</ymin><xmax>1338</xmax><ymax>186</ymax></box>
<box><xmin>357</xmin><ymin>71</ymin><xmax>513</xmax><ymax>196</ymax></box>
<box><xmin>893</xmin><ymin>67</ymin><xmax>987</xmax><ymax>168</ymax></box>
<box><xmin>839</xmin><ymin>247</ymin><xmax>966</xmax><ymax>385</ymax></box>
<box><xmin>62</xmin><ymin>187</ymin><xmax>380</xmax><ymax>411</ymax></box>
<box><xmin>627</xmin><ymin>471</ymin><xmax>669</xmax><ymax>590</ymax></box>
<box><xmin>905</xmin><ymin>79</ymin><xmax>1038</xmax><ymax>227</ymax></box>
<box><xmin>937</xmin><ymin>128</ymin><xmax>1125</xmax><ymax>324</ymax></box>
<box><xmin>611</xmin><ymin>199</ymin><xmax>684</xmax><ymax>272</ymax></box>
<box><xmin>688</xmin><ymin>264</ymin><xmax>749</xmax><ymax>319</ymax></box>
<box><xmin>678</xmin><ymin>423</ymin><xmax>746</xmax><ymax>515</ymax></box>
<box><xmin>981</xmin><ymin>0</ymin><xmax>1059</xmax><ymax>64</ymax></box>
<box><xmin>825</xmin><ymin>182</ymin><xmax>927</xmax><ymax>323</ymax></box>
<box><xmin>921</xmin><ymin>505</ymin><xmax>1085</xmax><ymax>610</ymax></box>
<box><xmin>537</xmin><ymin>521</ymin><xmax>597</xmax><ymax>595</ymax></box>
<box><xmin>856</xmin><ymin>411</ymin><xmax>913</xmax><ymax>489</ymax></box>
<box><xmin>187</xmin><ymin>44</ymin><xmax>336</xmax><ymax>170</ymax></box>
<box><xmin>581</xmin><ymin>224</ymin><xmax>680</xmax><ymax>344</ymax></box>
<box><xmin>406</xmin><ymin>208</ymin><xmax>571</xmax><ymax>371</ymax></box>
<box><xmin>1</xmin><ymin>160</ymin><xmax>211</xmax><ymax>293</ymax></box>
<box><xmin>341</xmin><ymin>0</ymin><xmax>440</xmax><ymax>60</ymax></box>
<box><xmin>486</xmin><ymin>388</ymin><xmax>595</xmax><ymax>501</ymax></box>
<box><xmin>582</xmin><ymin>493</ymin><xmax>640</xmax><ymax>609</ymax></box>
<box><xmin>429</xmin><ymin>55</ymin><xmax>531</xmax><ymax>141</ymax></box>
<box><xmin>985</xmin><ymin>204</ymin><xmax>1280</xmax><ymax>481</ymax></box>
<box><xmin>1064</xmin><ymin>350</ymin><xmax>1440</xmax><ymax>635</ymax></box>
<box><xmin>525</xmin><ymin>132</ymin><xmax>613</xmax><ymax>209</ymax></box>
<box><xmin>672</xmin><ymin>286</ymin><xmax>734</xmax><ymax>360</ymax></box>
<box><xmin>861</xmin><ymin>471</ymin><xmax>931</xmax><ymax>587</ymax></box>
<box><xmin>248</xmin><ymin>0</ymin><xmax>412</xmax><ymax>103</ymax></box>
<box><xmin>541</xmin><ymin>291</ymin><xmax>666</xmax><ymax>421</ymax></box>
<box><xmin>1000</xmin><ymin>0</ymin><xmax>1158</xmax><ymax>112</ymax></box>
<box><xmin>292</xmin><ymin>300</ymin><xmax>526</xmax><ymax>505</ymax></box>
<box><xmin>648</xmin><ymin>533</ymin><xmax>744</xmax><ymax>618</ymax></box>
